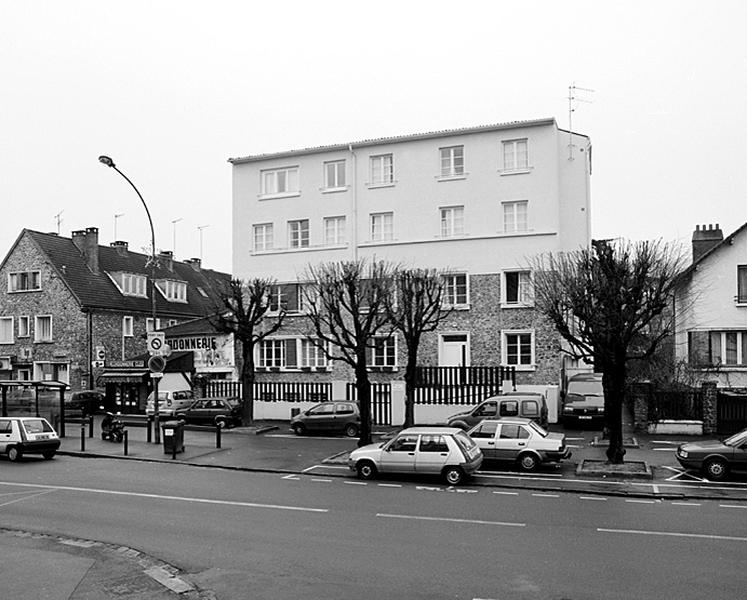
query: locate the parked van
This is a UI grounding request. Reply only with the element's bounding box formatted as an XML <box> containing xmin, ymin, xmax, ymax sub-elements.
<box><xmin>560</xmin><ymin>372</ymin><xmax>605</xmax><ymax>427</ymax></box>
<box><xmin>446</xmin><ymin>392</ymin><xmax>548</xmax><ymax>429</ymax></box>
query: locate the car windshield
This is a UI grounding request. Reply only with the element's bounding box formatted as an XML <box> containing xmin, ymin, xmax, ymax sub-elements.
<box><xmin>453</xmin><ymin>430</ymin><xmax>478</xmax><ymax>452</ymax></box>
<box><xmin>528</xmin><ymin>421</ymin><xmax>548</xmax><ymax>437</ymax></box>
<box><xmin>22</xmin><ymin>419</ymin><xmax>54</xmax><ymax>434</ymax></box>
<box><xmin>567</xmin><ymin>381</ymin><xmax>603</xmax><ymax>395</ymax></box>
<box><xmin>724</xmin><ymin>429</ymin><xmax>747</xmax><ymax>447</ymax></box>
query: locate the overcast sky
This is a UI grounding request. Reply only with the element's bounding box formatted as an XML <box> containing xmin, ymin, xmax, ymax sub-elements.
<box><xmin>2</xmin><ymin>1</ymin><xmax>746</xmax><ymax>273</ymax></box>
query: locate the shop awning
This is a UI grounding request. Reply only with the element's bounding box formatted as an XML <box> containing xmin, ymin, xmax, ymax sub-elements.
<box><xmin>97</xmin><ymin>371</ymin><xmax>149</xmax><ymax>384</ymax></box>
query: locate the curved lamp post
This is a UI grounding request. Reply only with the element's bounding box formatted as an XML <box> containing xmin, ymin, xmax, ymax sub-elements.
<box><xmin>98</xmin><ymin>156</ymin><xmax>161</xmax><ymax>442</ymax></box>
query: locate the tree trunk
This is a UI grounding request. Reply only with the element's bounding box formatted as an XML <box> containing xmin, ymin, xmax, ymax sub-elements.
<box><xmin>355</xmin><ymin>359</ymin><xmax>373</xmax><ymax>447</ymax></box>
<box><xmin>241</xmin><ymin>342</ymin><xmax>255</xmax><ymax>426</ymax></box>
<box><xmin>603</xmin><ymin>363</ymin><xmax>627</xmax><ymax>464</ymax></box>
<box><xmin>403</xmin><ymin>347</ymin><xmax>418</xmax><ymax>428</ymax></box>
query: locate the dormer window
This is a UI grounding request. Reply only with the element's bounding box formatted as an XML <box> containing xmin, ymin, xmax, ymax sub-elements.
<box><xmin>109</xmin><ymin>272</ymin><xmax>148</xmax><ymax>297</ymax></box>
<box><xmin>156</xmin><ymin>279</ymin><xmax>187</xmax><ymax>303</ymax></box>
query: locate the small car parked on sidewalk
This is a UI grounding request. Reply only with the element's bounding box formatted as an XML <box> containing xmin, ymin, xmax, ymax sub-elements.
<box><xmin>348</xmin><ymin>426</ymin><xmax>483</xmax><ymax>485</ymax></box>
<box><xmin>175</xmin><ymin>397</ymin><xmax>242</xmax><ymax>428</ymax></box>
<box><xmin>447</xmin><ymin>392</ymin><xmax>548</xmax><ymax>430</ymax></box>
<box><xmin>0</xmin><ymin>417</ymin><xmax>61</xmax><ymax>461</ymax></box>
<box><xmin>467</xmin><ymin>417</ymin><xmax>571</xmax><ymax>472</ymax></box>
<box><xmin>146</xmin><ymin>389</ymin><xmax>195</xmax><ymax>417</ymax></box>
<box><xmin>676</xmin><ymin>427</ymin><xmax>747</xmax><ymax>481</ymax></box>
<box><xmin>291</xmin><ymin>401</ymin><xmax>360</xmax><ymax>437</ymax></box>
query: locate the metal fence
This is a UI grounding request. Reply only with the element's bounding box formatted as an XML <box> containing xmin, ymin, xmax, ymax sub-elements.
<box><xmin>346</xmin><ymin>383</ymin><xmax>392</xmax><ymax>425</ymax></box>
<box><xmin>647</xmin><ymin>389</ymin><xmax>704</xmax><ymax>422</ymax></box>
<box><xmin>205</xmin><ymin>380</ymin><xmax>331</xmax><ymax>403</ymax></box>
<box><xmin>413</xmin><ymin>366</ymin><xmax>515</xmax><ymax>405</ymax></box>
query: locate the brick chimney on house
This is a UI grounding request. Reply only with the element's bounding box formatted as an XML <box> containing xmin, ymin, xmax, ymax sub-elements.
<box><xmin>71</xmin><ymin>227</ymin><xmax>100</xmax><ymax>274</ymax></box>
<box><xmin>692</xmin><ymin>223</ymin><xmax>724</xmax><ymax>263</ymax></box>
<box><xmin>158</xmin><ymin>250</ymin><xmax>174</xmax><ymax>272</ymax></box>
<box><xmin>110</xmin><ymin>240</ymin><xmax>129</xmax><ymax>257</ymax></box>
<box><xmin>184</xmin><ymin>257</ymin><xmax>201</xmax><ymax>272</ymax></box>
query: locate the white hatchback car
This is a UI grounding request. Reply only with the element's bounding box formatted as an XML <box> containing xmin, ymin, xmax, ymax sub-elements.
<box><xmin>146</xmin><ymin>389</ymin><xmax>194</xmax><ymax>417</ymax></box>
<box><xmin>0</xmin><ymin>417</ymin><xmax>61</xmax><ymax>462</ymax></box>
<box><xmin>348</xmin><ymin>426</ymin><xmax>483</xmax><ymax>485</ymax></box>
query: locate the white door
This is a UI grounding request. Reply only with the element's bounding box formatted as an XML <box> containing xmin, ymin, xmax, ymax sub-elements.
<box><xmin>439</xmin><ymin>334</ymin><xmax>469</xmax><ymax>367</ymax></box>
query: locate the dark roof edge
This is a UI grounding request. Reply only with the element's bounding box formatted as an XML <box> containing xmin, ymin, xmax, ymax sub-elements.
<box><xmin>228</xmin><ymin>118</ymin><xmax>559</xmax><ymax>164</ymax></box>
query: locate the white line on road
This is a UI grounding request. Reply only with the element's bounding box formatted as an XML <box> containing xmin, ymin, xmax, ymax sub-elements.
<box><xmin>0</xmin><ymin>481</ymin><xmax>328</xmax><ymax>513</ymax></box>
<box><xmin>626</xmin><ymin>499</ymin><xmax>657</xmax><ymax>504</ymax></box>
<box><xmin>0</xmin><ymin>489</ymin><xmax>56</xmax><ymax>508</ymax></box>
<box><xmin>653</xmin><ymin>448</ymin><xmax>676</xmax><ymax>451</ymax></box>
<box><xmin>377</xmin><ymin>483</ymin><xmax>402</xmax><ymax>488</ymax></box>
<box><xmin>532</xmin><ymin>493</ymin><xmax>559</xmax><ymax>498</ymax></box>
<box><xmin>343</xmin><ymin>481</ymin><xmax>368</xmax><ymax>486</ymax></box>
<box><xmin>310</xmin><ymin>478</ymin><xmax>332</xmax><ymax>483</ymax></box>
<box><xmin>598</xmin><ymin>527</ymin><xmax>747</xmax><ymax>542</ymax></box>
<box><xmin>579</xmin><ymin>496</ymin><xmax>607</xmax><ymax>501</ymax></box>
<box><xmin>671</xmin><ymin>502</ymin><xmax>701</xmax><ymax>507</ymax></box>
<box><xmin>720</xmin><ymin>504</ymin><xmax>747</xmax><ymax>509</ymax></box>
<box><xmin>282</xmin><ymin>475</ymin><xmax>300</xmax><ymax>480</ymax></box>
<box><xmin>377</xmin><ymin>513</ymin><xmax>525</xmax><ymax>527</ymax></box>
<box><xmin>492</xmin><ymin>491</ymin><xmax>519</xmax><ymax>496</ymax></box>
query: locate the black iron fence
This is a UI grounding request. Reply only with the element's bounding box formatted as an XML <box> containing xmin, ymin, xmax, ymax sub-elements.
<box><xmin>205</xmin><ymin>380</ymin><xmax>331</xmax><ymax>403</ymax></box>
<box><xmin>346</xmin><ymin>383</ymin><xmax>392</xmax><ymax>425</ymax></box>
<box><xmin>413</xmin><ymin>366</ymin><xmax>515</xmax><ymax>405</ymax></box>
<box><xmin>647</xmin><ymin>389</ymin><xmax>704</xmax><ymax>422</ymax></box>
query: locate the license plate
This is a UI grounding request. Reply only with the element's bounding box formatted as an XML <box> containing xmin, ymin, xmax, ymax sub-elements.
<box><xmin>579</xmin><ymin>416</ymin><xmax>592</xmax><ymax>420</ymax></box>
<box><xmin>36</xmin><ymin>434</ymin><xmax>50</xmax><ymax>440</ymax></box>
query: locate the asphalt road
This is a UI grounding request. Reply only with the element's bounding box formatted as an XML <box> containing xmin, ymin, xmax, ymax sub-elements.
<box><xmin>1</xmin><ymin>455</ymin><xmax>746</xmax><ymax>599</ymax></box>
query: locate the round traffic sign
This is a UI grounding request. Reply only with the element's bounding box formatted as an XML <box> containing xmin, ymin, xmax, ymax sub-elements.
<box><xmin>148</xmin><ymin>355</ymin><xmax>166</xmax><ymax>373</ymax></box>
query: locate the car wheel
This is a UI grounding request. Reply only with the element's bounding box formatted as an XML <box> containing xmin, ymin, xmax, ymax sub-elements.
<box><xmin>356</xmin><ymin>460</ymin><xmax>377</xmax><ymax>480</ymax></box>
<box><xmin>113</xmin><ymin>432</ymin><xmax>123</xmax><ymax>443</ymax></box>
<box><xmin>42</xmin><ymin>451</ymin><xmax>56</xmax><ymax>460</ymax></box>
<box><xmin>344</xmin><ymin>423</ymin><xmax>359</xmax><ymax>438</ymax></box>
<box><xmin>703</xmin><ymin>457</ymin><xmax>729</xmax><ymax>481</ymax></box>
<box><xmin>518</xmin><ymin>453</ymin><xmax>540</xmax><ymax>472</ymax></box>
<box><xmin>292</xmin><ymin>424</ymin><xmax>305</xmax><ymax>436</ymax></box>
<box><xmin>7</xmin><ymin>446</ymin><xmax>22</xmax><ymax>462</ymax></box>
<box><xmin>443</xmin><ymin>466</ymin><xmax>464</xmax><ymax>485</ymax></box>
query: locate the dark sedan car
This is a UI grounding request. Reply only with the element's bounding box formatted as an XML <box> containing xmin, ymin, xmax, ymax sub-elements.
<box><xmin>676</xmin><ymin>427</ymin><xmax>747</xmax><ymax>480</ymax></box>
<box><xmin>175</xmin><ymin>397</ymin><xmax>242</xmax><ymax>428</ymax></box>
<box><xmin>291</xmin><ymin>401</ymin><xmax>360</xmax><ymax>437</ymax></box>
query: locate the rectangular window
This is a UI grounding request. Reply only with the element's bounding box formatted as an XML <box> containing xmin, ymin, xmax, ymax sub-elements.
<box><xmin>440</xmin><ymin>145</ymin><xmax>464</xmax><ymax>177</ymax></box>
<box><xmin>8</xmin><ymin>271</ymin><xmax>41</xmax><ymax>292</ymax></box>
<box><xmin>301</xmin><ymin>339</ymin><xmax>327</xmax><ymax>368</ymax></box>
<box><xmin>324</xmin><ymin>160</ymin><xmax>346</xmax><ymax>189</ymax></box>
<box><xmin>122</xmin><ymin>316</ymin><xmax>134</xmax><ymax>337</ymax></box>
<box><xmin>504</xmin><ymin>271</ymin><xmax>532</xmax><ymax>305</ymax></box>
<box><xmin>370</xmin><ymin>212</ymin><xmax>394</xmax><ymax>241</ymax></box>
<box><xmin>0</xmin><ymin>317</ymin><xmax>13</xmax><ymax>344</ymax></box>
<box><xmin>503</xmin><ymin>331</ymin><xmax>534</xmax><ymax>367</ymax></box>
<box><xmin>258</xmin><ymin>339</ymin><xmax>285</xmax><ymax>368</ymax></box>
<box><xmin>503</xmin><ymin>201</ymin><xmax>528</xmax><ymax>232</ymax></box>
<box><xmin>261</xmin><ymin>166</ymin><xmax>299</xmax><ymax>196</ymax></box>
<box><xmin>34</xmin><ymin>315</ymin><xmax>52</xmax><ymax>342</ymax></box>
<box><xmin>120</xmin><ymin>273</ymin><xmax>148</xmax><ymax>297</ymax></box>
<box><xmin>288</xmin><ymin>219</ymin><xmax>310</xmax><ymax>248</ymax></box>
<box><xmin>253</xmin><ymin>223</ymin><xmax>274</xmax><ymax>252</ymax></box>
<box><xmin>268</xmin><ymin>284</ymin><xmax>300</xmax><ymax>313</ymax></box>
<box><xmin>503</xmin><ymin>139</ymin><xmax>528</xmax><ymax>171</ymax></box>
<box><xmin>440</xmin><ymin>206</ymin><xmax>464</xmax><ymax>237</ymax></box>
<box><xmin>369</xmin><ymin>337</ymin><xmax>396</xmax><ymax>367</ymax></box>
<box><xmin>146</xmin><ymin>318</ymin><xmax>163</xmax><ymax>333</ymax></box>
<box><xmin>324</xmin><ymin>216</ymin><xmax>346</xmax><ymax>246</ymax></box>
<box><xmin>18</xmin><ymin>316</ymin><xmax>30</xmax><ymax>338</ymax></box>
<box><xmin>156</xmin><ymin>280</ymin><xmax>187</xmax><ymax>302</ymax></box>
<box><xmin>443</xmin><ymin>274</ymin><xmax>468</xmax><ymax>306</ymax></box>
<box><xmin>705</xmin><ymin>330</ymin><xmax>747</xmax><ymax>366</ymax></box>
<box><xmin>370</xmin><ymin>154</ymin><xmax>394</xmax><ymax>185</ymax></box>
<box><xmin>738</xmin><ymin>265</ymin><xmax>747</xmax><ymax>303</ymax></box>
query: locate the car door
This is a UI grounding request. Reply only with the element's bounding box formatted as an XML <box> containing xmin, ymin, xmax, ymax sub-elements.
<box><xmin>189</xmin><ymin>400</ymin><xmax>212</xmax><ymax>424</ymax></box>
<box><xmin>469</xmin><ymin>400</ymin><xmax>498</xmax><ymax>427</ymax></box>
<box><xmin>0</xmin><ymin>419</ymin><xmax>14</xmax><ymax>452</ymax></box>
<box><xmin>493</xmin><ymin>423</ymin><xmax>531</xmax><ymax>461</ymax></box>
<box><xmin>379</xmin><ymin>434</ymin><xmax>418</xmax><ymax>473</ymax></box>
<box><xmin>468</xmin><ymin>420</ymin><xmax>500</xmax><ymax>460</ymax></box>
<box><xmin>415</xmin><ymin>434</ymin><xmax>451</xmax><ymax>473</ymax></box>
<box><xmin>334</xmin><ymin>403</ymin><xmax>356</xmax><ymax>431</ymax></box>
<box><xmin>305</xmin><ymin>404</ymin><xmax>335</xmax><ymax>432</ymax></box>
<box><xmin>730</xmin><ymin>430</ymin><xmax>747</xmax><ymax>471</ymax></box>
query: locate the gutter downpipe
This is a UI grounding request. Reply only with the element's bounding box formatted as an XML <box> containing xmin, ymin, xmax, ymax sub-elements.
<box><xmin>349</xmin><ymin>144</ymin><xmax>358</xmax><ymax>261</ymax></box>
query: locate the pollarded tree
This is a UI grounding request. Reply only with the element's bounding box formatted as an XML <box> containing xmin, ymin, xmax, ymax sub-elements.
<box><xmin>304</xmin><ymin>259</ymin><xmax>395</xmax><ymax>446</ymax></box>
<box><xmin>531</xmin><ymin>239</ymin><xmax>686</xmax><ymax>463</ymax></box>
<box><xmin>211</xmin><ymin>277</ymin><xmax>286</xmax><ymax>425</ymax></box>
<box><xmin>384</xmin><ymin>268</ymin><xmax>452</xmax><ymax>428</ymax></box>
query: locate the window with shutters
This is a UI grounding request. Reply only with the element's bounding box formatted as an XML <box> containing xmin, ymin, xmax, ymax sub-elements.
<box><xmin>691</xmin><ymin>330</ymin><xmax>747</xmax><ymax>367</ymax></box>
<box><xmin>0</xmin><ymin>317</ymin><xmax>13</xmax><ymax>344</ymax></box>
<box><xmin>738</xmin><ymin>265</ymin><xmax>747</xmax><ymax>304</ymax></box>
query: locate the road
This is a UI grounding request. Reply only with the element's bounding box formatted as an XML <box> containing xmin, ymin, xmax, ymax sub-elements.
<box><xmin>1</xmin><ymin>456</ymin><xmax>746</xmax><ymax>599</ymax></box>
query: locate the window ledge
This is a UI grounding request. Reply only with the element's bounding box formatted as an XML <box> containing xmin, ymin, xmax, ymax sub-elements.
<box><xmin>500</xmin><ymin>302</ymin><xmax>534</xmax><ymax>309</ymax></box>
<box><xmin>7</xmin><ymin>289</ymin><xmax>42</xmax><ymax>294</ymax></box>
<box><xmin>368</xmin><ymin>366</ymin><xmax>398</xmax><ymax>372</ymax></box>
<box><xmin>320</xmin><ymin>186</ymin><xmax>349</xmax><ymax>194</ymax></box>
<box><xmin>508</xmin><ymin>365</ymin><xmax>536</xmax><ymax>372</ymax></box>
<box><xmin>258</xmin><ymin>191</ymin><xmax>301</xmax><ymax>201</ymax></box>
<box><xmin>443</xmin><ymin>304</ymin><xmax>470</xmax><ymax>311</ymax></box>
<box><xmin>435</xmin><ymin>173</ymin><xmax>468</xmax><ymax>182</ymax></box>
<box><xmin>366</xmin><ymin>182</ymin><xmax>396</xmax><ymax>189</ymax></box>
<box><xmin>498</xmin><ymin>167</ymin><xmax>533</xmax><ymax>176</ymax></box>
<box><xmin>735</xmin><ymin>302</ymin><xmax>747</xmax><ymax>307</ymax></box>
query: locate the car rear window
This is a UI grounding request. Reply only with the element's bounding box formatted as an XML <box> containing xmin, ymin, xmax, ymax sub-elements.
<box><xmin>521</xmin><ymin>400</ymin><xmax>539</xmax><ymax>416</ymax></box>
<box><xmin>22</xmin><ymin>419</ymin><xmax>54</xmax><ymax>434</ymax></box>
<box><xmin>453</xmin><ymin>430</ymin><xmax>478</xmax><ymax>452</ymax></box>
<box><xmin>499</xmin><ymin>401</ymin><xmax>519</xmax><ymax>417</ymax></box>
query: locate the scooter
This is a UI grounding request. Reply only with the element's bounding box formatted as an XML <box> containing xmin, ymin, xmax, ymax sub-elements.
<box><xmin>101</xmin><ymin>412</ymin><xmax>125</xmax><ymax>443</ymax></box>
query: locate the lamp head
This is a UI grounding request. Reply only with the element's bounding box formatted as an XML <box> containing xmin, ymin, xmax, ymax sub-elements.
<box><xmin>98</xmin><ymin>155</ymin><xmax>115</xmax><ymax>168</ymax></box>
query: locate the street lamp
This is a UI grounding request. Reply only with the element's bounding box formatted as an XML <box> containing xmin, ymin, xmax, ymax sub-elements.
<box><xmin>98</xmin><ymin>155</ymin><xmax>162</xmax><ymax>442</ymax></box>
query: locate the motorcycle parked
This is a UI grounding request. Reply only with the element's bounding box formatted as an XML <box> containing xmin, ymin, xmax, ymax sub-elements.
<box><xmin>101</xmin><ymin>412</ymin><xmax>125</xmax><ymax>443</ymax></box>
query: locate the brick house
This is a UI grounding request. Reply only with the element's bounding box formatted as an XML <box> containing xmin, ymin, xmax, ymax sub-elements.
<box><xmin>228</xmin><ymin>118</ymin><xmax>592</xmax><ymax>399</ymax></box>
<box><xmin>0</xmin><ymin>227</ymin><xmax>231</xmax><ymax>407</ymax></box>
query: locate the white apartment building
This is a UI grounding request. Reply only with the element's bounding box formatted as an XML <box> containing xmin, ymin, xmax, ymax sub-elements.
<box><xmin>229</xmin><ymin>118</ymin><xmax>591</xmax><ymax>385</ymax></box>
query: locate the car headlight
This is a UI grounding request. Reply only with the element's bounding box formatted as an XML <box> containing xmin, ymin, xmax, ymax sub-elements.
<box><xmin>678</xmin><ymin>449</ymin><xmax>688</xmax><ymax>458</ymax></box>
<box><xmin>563</xmin><ymin>406</ymin><xmax>573</xmax><ymax>413</ymax></box>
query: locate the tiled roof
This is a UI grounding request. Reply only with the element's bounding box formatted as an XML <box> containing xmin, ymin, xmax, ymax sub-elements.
<box><xmin>161</xmin><ymin>317</ymin><xmax>216</xmax><ymax>336</ymax></box>
<box><xmin>228</xmin><ymin>117</ymin><xmax>558</xmax><ymax>164</ymax></box>
<box><xmin>25</xmin><ymin>230</ymin><xmax>231</xmax><ymax>317</ymax></box>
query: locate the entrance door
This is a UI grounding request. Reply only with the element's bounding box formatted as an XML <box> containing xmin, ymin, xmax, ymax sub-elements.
<box><xmin>439</xmin><ymin>334</ymin><xmax>470</xmax><ymax>367</ymax></box>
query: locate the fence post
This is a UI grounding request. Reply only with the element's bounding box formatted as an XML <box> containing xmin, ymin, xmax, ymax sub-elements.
<box><xmin>146</xmin><ymin>416</ymin><xmax>152</xmax><ymax>443</ymax></box>
<box><xmin>80</xmin><ymin>420</ymin><xmax>86</xmax><ymax>452</ymax></box>
<box><xmin>123</xmin><ymin>430</ymin><xmax>128</xmax><ymax>456</ymax></box>
<box><xmin>701</xmin><ymin>381</ymin><xmax>718</xmax><ymax>435</ymax></box>
<box><xmin>216</xmin><ymin>424</ymin><xmax>222</xmax><ymax>449</ymax></box>
<box><xmin>88</xmin><ymin>415</ymin><xmax>94</xmax><ymax>438</ymax></box>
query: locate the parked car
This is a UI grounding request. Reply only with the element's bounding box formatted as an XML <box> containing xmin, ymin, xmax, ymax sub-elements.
<box><xmin>291</xmin><ymin>401</ymin><xmax>360</xmax><ymax>437</ymax></box>
<box><xmin>467</xmin><ymin>417</ymin><xmax>571</xmax><ymax>471</ymax></box>
<box><xmin>0</xmin><ymin>417</ymin><xmax>61</xmax><ymax>461</ymax></box>
<box><xmin>175</xmin><ymin>397</ymin><xmax>242</xmax><ymax>428</ymax></box>
<box><xmin>675</xmin><ymin>427</ymin><xmax>747</xmax><ymax>481</ymax></box>
<box><xmin>146</xmin><ymin>389</ymin><xmax>195</xmax><ymax>417</ymax></box>
<box><xmin>560</xmin><ymin>372</ymin><xmax>605</xmax><ymax>428</ymax></box>
<box><xmin>348</xmin><ymin>426</ymin><xmax>483</xmax><ymax>485</ymax></box>
<box><xmin>446</xmin><ymin>392</ymin><xmax>548</xmax><ymax>430</ymax></box>
<box><xmin>65</xmin><ymin>390</ymin><xmax>106</xmax><ymax>418</ymax></box>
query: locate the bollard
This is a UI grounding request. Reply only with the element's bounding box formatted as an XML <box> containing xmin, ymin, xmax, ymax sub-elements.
<box><xmin>88</xmin><ymin>415</ymin><xmax>94</xmax><ymax>438</ymax></box>
<box><xmin>80</xmin><ymin>421</ymin><xmax>86</xmax><ymax>452</ymax></box>
<box><xmin>216</xmin><ymin>424</ymin><xmax>222</xmax><ymax>449</ymax></box>
<box><xmin>123</xmin><ymin>430</ymin><xmax>128</xmax><ymax>456</ymax></box>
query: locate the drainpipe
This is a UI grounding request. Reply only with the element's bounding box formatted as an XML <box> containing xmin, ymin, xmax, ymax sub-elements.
<box><xmin>349</xmin><ymin>144</ymin><xmax>358</xmax><ymax>261</ymax></box>
<box><xmin>87</xmin><ymin>310</ymin><xmax>94</xmax><ymax>390</ymax></box>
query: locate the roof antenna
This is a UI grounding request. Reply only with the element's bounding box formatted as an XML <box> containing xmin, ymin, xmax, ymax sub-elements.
<box><xmin>567</xmin><ymin>82</ymin><xmax>594</xmax><ymax>160</ymax></box>
<box><xmin>54</xmin><ymin>210</ymin><xmax>64</xmax><ymax>234</ymax></box>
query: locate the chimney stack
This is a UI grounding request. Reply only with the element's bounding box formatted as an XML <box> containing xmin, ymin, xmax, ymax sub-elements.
<box><xmin>158</xmin><ymin>250</ymin><xmax>174</xmax><ymax>272</ymax></box>
<box><xmin>71</xmin><ymin>227</ymin><xmax>100</xmax><ymax>273</ymax></box>
<box><xmin>185</xmin><ymin>257</ymin><xmax>202</xmax><ymax>272</ymax></box>
<box><xmin>692</xmin><ymin>223</ymin><xmax>724</xmax><ymax>263</ymax></box>
<box><xmin>110</xmin><ymin>240</ymin><xmax>129</xmax><ymax>257</ymax></box>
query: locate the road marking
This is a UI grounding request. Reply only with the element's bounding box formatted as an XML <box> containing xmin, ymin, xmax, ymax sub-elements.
<box><xmin>598</xmin><ymin>527</ymin><xmax>747</xmax><ymax>542</ymax></box>
<box><xmin>671</xmin><ymin>502</ymin><xmax>701</xmax><ymax>507</ymax></box>
<box><xmin>304</xmin><ymin>464</ymin><xmax>349</xmax><ymax>471</ymax></box>
<box><xmin>652</xmin><ymin>440</ymin><xmax>686</xmax><ymax>445</ymax></box>
<box><xmin>720</xmin><ymin>504</ymin><xmax>747</xmax><ymax>509</ymax></box>
<box><xmin>625</xmin><ymin>499</ymin><xmax>657</xmax><ymax>504</ymax></box>
<box><xmin>653</xmin><ymin>448</ymin><xmax>676</xmax><ymax>451</ymax></box>
<box><xmin>377</xmin><ymin>483</ymin><xmax>402</xmax><ymax>488</ymax></box>
<box><xmin>344</xmin><ymin>481</ymin><xmax>368</xmax><ymax>486</ymax></box>
<box><xmin>532</xmin><ymin>493</ymin><xmax>559</xmax><ymax>498</ymax></box>
<box><xmin>282</xmin><ymin>474</ymin><xmax>300</xmax><ymax>480</ymax></box>
<box><xmin>310</xmin><ymin>478</ymin><xmax>332</xmax><ymax>483</ymax></box>
<box><xmin>492</xmin><ymin>491</ymin><xmax>519</xmax><ymax>496</ymax></box>
<box><xmin>377</xmin><ymin>513</ymin><xmax>525</xmax><ymax>527</ymax></box>
<box><xmin>0</xmin><ymin>489</ymin><xmax>56</xmax><ymax>508</ymax></box>
<box><xmin>579</xmin><ymin>496</ymin><xmax>607</xmax><ymax>501</ymax></box>
<box><xmin>0</xmin><ymin>481</ymin><xmax>328</xmax><ymax>513</ymax></box>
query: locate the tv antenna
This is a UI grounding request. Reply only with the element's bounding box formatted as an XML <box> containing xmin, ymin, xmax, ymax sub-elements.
<box><xmin>114</xmin><ymin>213</ymin><xmax>125</xmax><ymax>240</ymax></box>
<box><xmin>197</xmin><ymin>224</ymin><xmax>210</xmax><ymax>261</ymax></box>
<box><xmin>567</xmin><ymin>82</ymin><xmax>594</xmax><ymax>160</ymax></box>
<box><xmin>171</xmin><ymin>217</ymin><xmax>183</xmax><ymax>255</ymax></box>
<box><xmin>54</xmin><ymin>210</ymin><xmax>64</xmax><ymax>234</ymax></box>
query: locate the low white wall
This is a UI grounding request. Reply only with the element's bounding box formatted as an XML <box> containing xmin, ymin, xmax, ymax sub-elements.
<box><xmin>647</xmin><ymin>420</ymin><xmax>703</xmax><ymax>435</ymax></box>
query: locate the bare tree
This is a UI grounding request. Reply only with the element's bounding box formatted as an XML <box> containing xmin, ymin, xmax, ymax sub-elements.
<box><xmin>304</xmin><ymin>259</ymin><xmax>395</xmax><ymax>446</ymax></box>
<box><xmin>211</xmin><ymin>278</ymin><xmax>286</xmax><ymax>425</ymax></box>
<box><xmin>531</xmin><ymin>239</ymin><xmax>686</xmax><ymax>463</ymax></box>
<box><xmin>385</xmin><ymin>267</ymin><xmax>452</xmax><ymax>427</ymax></box>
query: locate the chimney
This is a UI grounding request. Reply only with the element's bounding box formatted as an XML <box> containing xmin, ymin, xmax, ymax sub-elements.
<box><xmin>185</xmin><ymin>257</ymin><xmax>201</xmax><ymax>272</ymax></box>
<box><xmin>109</xmin><ymin>240</ymin><xmax>129</xmax><ymax>257</ymax></box>
<box><xmin>71</xmin><ymin>227</ymin><xmax>100</xmax><ymax>273</ymax></box>
<box><xmin>158</xmin><ymin>250</ymin><xmax>174</xmax><ymax>272</ymax></box>
<box><xmin>692</xmin><ymin>223</ymin><xmax>724</xmax><ymax>263</ymax></box>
